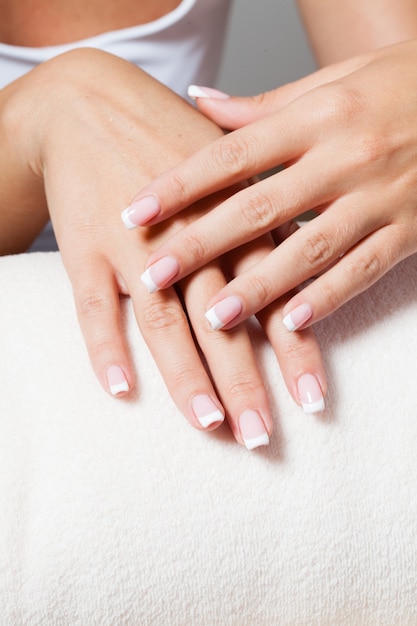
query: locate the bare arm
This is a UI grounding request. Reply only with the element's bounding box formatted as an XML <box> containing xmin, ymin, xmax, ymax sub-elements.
<box><xmin>296</xmin><ymin>0</ymin><xmax>417</xmax><ymax>65</ymax></box>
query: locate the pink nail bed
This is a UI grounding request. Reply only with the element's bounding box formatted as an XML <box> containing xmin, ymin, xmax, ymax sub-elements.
<box><xmin>282</xmin><ymin>303</ymin><xmax>313</xmax><ymax>332</ymax></box>
<box><xmin>205</xmin><ymin>295</ymin><xmax>243</xmax><ymax>330</ymax></box>
<box><xmin>121</xmin><ymin>196</ymin><xmax>160</xmax><ymax>229</ymax></box>
<box><xmin>141</xmin><ymin>256</ymin><xmax>180</xmax><ymax>293</ymax></box>
<box><xmin>191</xmin><ymin>394</ymin><xmax>224</xmax><ymax>428</ymax></box>
<box><xmin>239</xmin><ymin>410</ymin><xmax>270</xmax><ymax>450</ymax></box>
<box><xmin>297</xmin><ymin>373</ymin><xmax>325</xmax><ymax>414</ymax></box>
<box><xmin>107</xmin><ymin>364</ymin><xmax>129</xmax><ymax>396</ymax></box>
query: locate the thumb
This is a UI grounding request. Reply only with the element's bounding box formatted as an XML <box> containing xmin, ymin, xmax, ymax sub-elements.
<box><xmin>187</xmin><ymin>85</ymin><xmax>289</xmax><ymax>130</ymax></box>
<box><xmin>187</xmin><ymin>55</ymin><xmax>366</xmax><ymax>130</ymax></box>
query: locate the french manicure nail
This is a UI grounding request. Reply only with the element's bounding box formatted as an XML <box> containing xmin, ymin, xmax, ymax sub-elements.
<box><xmin>297</xmin><ymin>373</ymin><xmax>325</xmax><ymax>414</ymax></box>
<box><xmin>205</xmin><ymin>295</ymin><xmax>243</xmax><ymax>330</ymax></box>
<box><xmin>121</xmin><ymin>195</ymin><xmax>160</xmax><ymax>229</ymax></box>
<box><xmin>107</xmin><ymin>364</ymin><xmax>129</xmax><ymax>396</ymax></box>
<box><xmin>191</xmin><ymin>394</ymin><xmax>224</xmax><ymax>428</ymax></box>
<box><xmin>141</xmin><ymin>256</ymin><xmax>180</xmax><ymax>293</ymax></box>
<box><xmin>187</xmin><ymin>85</ymin><xmax>230</xmax><ymax>100</ymax></box>
<box><xmin>239</xmin><ymin>409</ymin><xmax>270</xmax><ymax>450</ymax></box>
<box><xmin>282</xmin><ymin>303</ymin><xmax>313</xmax><ymax>332</ymax></box>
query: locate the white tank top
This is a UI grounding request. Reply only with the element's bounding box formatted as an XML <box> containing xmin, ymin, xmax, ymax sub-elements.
<box><xmin>0</xmin><ymin>0</ymin><xmax>232</xmax><ymax>96</ymax></box>
<box><xmin>0</xmin><ymin>0</ymin><xmax>232</xmax><ymax>250</ymax></box>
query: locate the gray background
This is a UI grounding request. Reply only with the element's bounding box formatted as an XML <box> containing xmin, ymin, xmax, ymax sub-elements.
<box><xmin>217</xmin><ymin>0</ymin><xmax>317</xmax><ymax>95</ymax></box>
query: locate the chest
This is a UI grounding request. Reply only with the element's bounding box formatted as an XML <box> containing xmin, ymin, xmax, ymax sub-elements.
<box><xmin>0</xmin><ymin>0</ymin><xmax>183</xmax><ymax>46</ymax></box>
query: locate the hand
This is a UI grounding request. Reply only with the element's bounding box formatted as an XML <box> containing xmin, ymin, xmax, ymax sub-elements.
<box><xmin>126</xmin><ymin>41</ymin><xmax>417</xmax><ymax>334</ymax></box>
<box><xmin>0</xmin><ymin>49</ymin><xmax>326</xmax><ymax>449</ymax></box>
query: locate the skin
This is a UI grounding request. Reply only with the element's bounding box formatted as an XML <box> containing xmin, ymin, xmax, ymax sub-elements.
<box><xmin>0</xmin><ymin>47</ymin><xmax>326</xmax><ymax>447</ymax></box>
<box><xmin>296</xmin><ymin>0</ymin><xmax>417</xmax><ymax>64</ymax></box>
<box><xmin>124</xmin><ymin>2</ymin><xmax>417</xmax><ymax>339</ymax></box>
<box><xmin>7</xmin><ymin>0</ymin><xmax>416</xmax><ymax>441</ymax></box>
<box><xmin>0</xmin><ymin>0</ymin><xmax>182</xmax><ymax>46</ymax></box>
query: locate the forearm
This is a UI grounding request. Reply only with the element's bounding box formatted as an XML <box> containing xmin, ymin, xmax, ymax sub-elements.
<box><xmin>296</xmin><ymin>0</ymin><xmax>417</xmax><ymax>65</ymax></box>
<box><xmin>0</xmin><ymin>79</ymin><xmax>49</xmax><ymax>254</ymax></box>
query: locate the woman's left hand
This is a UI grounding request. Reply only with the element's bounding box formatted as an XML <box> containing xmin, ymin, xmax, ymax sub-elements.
<box><xmin>124</xmin><ymin>41</ymin><xmax>417</xmax><ymax>332</ymax></box>
<box><xmin>0</xmin><ymin>48</ymin><xmax>327</xmax><ymax>448</ymax></box>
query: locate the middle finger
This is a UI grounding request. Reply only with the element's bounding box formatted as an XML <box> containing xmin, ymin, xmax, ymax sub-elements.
<box><xmin>180</xmin><ymin>261</ymin><xmax>273</xmax><ymax>450</ymax></box>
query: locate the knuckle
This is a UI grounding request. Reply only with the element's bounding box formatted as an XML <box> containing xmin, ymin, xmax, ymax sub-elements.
<box><xmin>248</xmin><ymin>90</ymin><xmax>275</xmax><ymax>116</ymax></box>
<box><xmin>241</xmin><ymin>271</ymin><xmax>275</xmax><ymax>309</ymax></box>
<box><xmin>353</xmin><ymin>133</ymin><xmax>391</xmax><ymax>166</ymax></box>
<box><xmin>284</xmin><ymin>339</ymin><xmax>314</xmax><ymax>363</ymax></box>
<box><xmin>168</xmin><ymin>362</ymin><xmax>202</xmax><ymax>389</ymax></box>
<box><xmin>167</xmin><ymin>170</ymin><xmax>189</xmax><ymax>206</ymax></box>
<box><xmin>140</xmin><ymin>297</ymin><xmax>186</xmax><ymax>334</ymax></box>
<box><xmin>302</xmin><ymin>230</ymin><xmax>334</xmax><ymax>267</ymax></box>
<box><xmin>210</xmin><ymin>133</ymin><xmax>254</xmax><ymax>176</ymax></box>
<box><xmin>350</xmin><ymin>251</ymin><xmax>383</xmax><ymax>284</ymax></box>
<box><xmin>223</xmin><ymin>373</ymin><xmax>265</xmax><ymax>399</ymax></box>
<box><xmin>77</xmin><ymin>288</ymin><xmax>116</xmax><ymax>319</ymax></box>
<box><xmin>318</xmin><ymin>83</ymin><xmax>365</xmax><ymax>127</ymax></box>
<box><xmin>317</xmin><ymin>84</ymin><xmax>391</xmax><ymax>167</ymax></box>
<box><xmin>182</xmin><ymin>230</ymin><xmax>210</xmax><ymax>266</ymax></box>
<box><xmin>241</xmin><ymin>190</ymin><xmax>275</xmax><ymax>230</ymax></box>
<box><xmin>276</xmin><ymin>323</ymin><xmax>316</xmax><ymax>357</ymax></box>
<box><xmin>246</xmin><ymin>91</ymin><xmax>280</xmax><ymax>121</ymax></box>
<box><xmin>88</xmin><ymin>332</ymin><xmax>116</xmax><ymax>357</ymax></box>
<box><xmin>317</xmin><ymin>280</ymin><xmax>342</xmax><ymax>312</ymax></box>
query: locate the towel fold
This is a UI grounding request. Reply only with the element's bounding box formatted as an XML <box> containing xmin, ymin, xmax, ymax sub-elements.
<box><xmin>1</xmin><ymin>251</ymin><xmax>417</xmax><ymax>626</ymax></box>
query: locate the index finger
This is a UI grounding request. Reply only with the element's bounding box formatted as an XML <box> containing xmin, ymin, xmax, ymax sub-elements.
<box><xmin>120</xmin><ymin>97</ymin><xmax>316</xmax><ymax>229</ymax></box>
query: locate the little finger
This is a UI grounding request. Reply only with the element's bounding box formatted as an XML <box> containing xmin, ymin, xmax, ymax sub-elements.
<box><xmin>282</xmin><ymin>225</ymin><xmax>414</xmax><ymax>330</ymax></box>
<box><xmin>68</xmin><ymin>254</ymin><xmax>134</xmax><ymax>396</ymax></box>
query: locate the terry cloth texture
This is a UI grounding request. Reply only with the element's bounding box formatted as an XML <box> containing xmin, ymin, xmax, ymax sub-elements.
<box><xmin>1</xmin><ymin>252</ymin><xmax>417</xmax><ymax>626</ymax></box>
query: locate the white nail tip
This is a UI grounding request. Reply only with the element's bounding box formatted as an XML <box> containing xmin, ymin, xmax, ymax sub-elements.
<box><xmin>197</xmin><ymin>410</ymin><xmax>225</xmax><ymax>428</ymax></box>
<box><xmin>140</xmin><ymin>268</ymin><xmax>158</xmax><ymax>293</ymax></box>
<box><xmin>302</xmin><ymin>398</ymin><xmax>325</xmax><ymax>414</ymax></box>
<box><xmin>121</xmin><ymin>209</ymin><xmax>138</xmax><ymax>230</ymax></box>
<box><xmin>205</xmin><ymin>306</ymin><xmax>224</xmax><ymax>330</ymax></box>
<box><xmin>187</xmin><ymin>85</ymin><xmax>209</xmax><ymax>99</ymax></box>
<box><xmin>282</xmin><ymin>312</ymin><xmax>296</xmax><ymax>332</ymax></box>
<box><xmin>110</xmin><ymin>380</ymin><xmax>129</xmax><ymax>395</ymax></box>
<box><xmin>243</xmin><ymin>433</ymin><xmax>270</xmax><ymax>451</ymax></box>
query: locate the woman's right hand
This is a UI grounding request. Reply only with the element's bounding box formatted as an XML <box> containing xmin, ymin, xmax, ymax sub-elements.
<box><xmin>0</xmin><ymin>49</ymin><xmax>326</xmax><ymax>448</ymax></box>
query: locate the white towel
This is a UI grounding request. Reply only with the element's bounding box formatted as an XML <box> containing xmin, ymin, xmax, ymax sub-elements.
<box><xmin>1</xmin><ymin>251</ymin><xmax>417</xmax><ymax>626</ymax></box>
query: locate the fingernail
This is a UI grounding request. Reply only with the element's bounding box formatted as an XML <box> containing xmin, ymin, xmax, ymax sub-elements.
<box><xmin>188</xmin><ymin>85</ymin><xmax>230</xmax><ymax>100</ymax></box>
<box><xmin>239</xmin><ymin>409</ymin><xmax>270</xmax><ymax>450</ymax></box>
<box><xmin>282</xmin><ymin>303</ymin><xmax>313</xmax><ymax>331</ymax></box>
<box><xmin>205</xmin><ymin>296</ymin><xmax>243</xmax><ymax>330</ymax></box>
<box><xmin>297</xmin><ymin>373</ymin><xmax>325</xmax><ymax>414</ymax></box>
<box><xmin>107</xmin><ymin>364</ymin><xmax>129</xmax><ymax>396</ymax></box>
<box><xmin>141</xmin><ymin>256</ymin><xmax>180</xmax><ymax>293</ymax></box>
<box><xmin>121</xmin><ymin>195</ymin><xmax>160</xmax><ymax>229</ymax></box>
<box><xmin>191</xmin><ymin>394</ymin><xmax>224</xmax><ymax>428</ymax></box>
